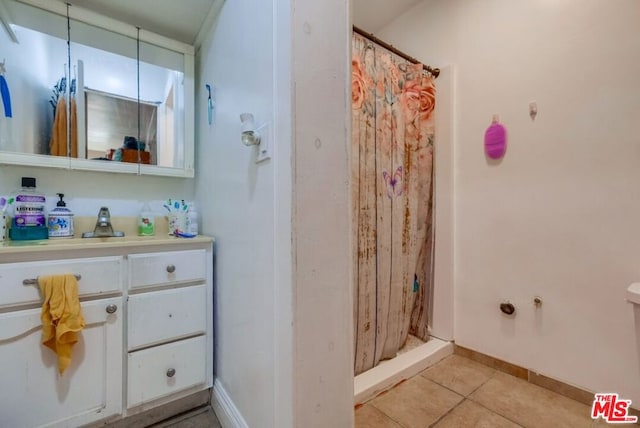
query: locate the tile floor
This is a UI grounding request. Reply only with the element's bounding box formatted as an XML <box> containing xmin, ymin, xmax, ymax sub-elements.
<box><xmin>151</xmin><ymin>406</ymin><xmax>221</xmax><ymax>428</ymax></box>
<box><xmin>356</xmin><ymin>354</ymin><xmax>634</xmax><ymax>428</ymax></box>
<box><xmin>151</xmin><ymin>355</ymin><xmax>638</xmax><ymax>427</ymax></box>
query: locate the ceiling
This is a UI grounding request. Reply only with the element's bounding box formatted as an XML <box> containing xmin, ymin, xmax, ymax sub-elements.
<box><xmin>66</xmin><ymin>0</ymin><xmax>217</xmax><ymax>45</ymax></box>
<box><xmin>353</xmin><ymin>0</ymin><xmax>424</xmax><ymax>33</ymax></box>
<box><xmin>57</xmin><ymin>0</ymin><xmax>419</xmax><ymax>45</ymax></box>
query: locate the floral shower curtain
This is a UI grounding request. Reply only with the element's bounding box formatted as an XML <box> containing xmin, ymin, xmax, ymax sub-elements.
<box><xmin>352</xmin><ymin>33</ymin><xmax>436</xmax><ymax>375</ymax></box>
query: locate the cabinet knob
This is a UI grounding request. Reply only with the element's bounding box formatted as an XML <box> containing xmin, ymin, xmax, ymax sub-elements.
<box><xmin>166</xmin><ymin>264</ymin><xmax>176</xmax><ymax>273</ymax></box>
<box><xmin>106</xmin><ymin>304</ymin><xmax>118</xmax><ymax>314</ymax></box>
<box><xmin>166</xmin><ymin>368</ymin><xmax>176</xmax><ymax>378</ymax></box>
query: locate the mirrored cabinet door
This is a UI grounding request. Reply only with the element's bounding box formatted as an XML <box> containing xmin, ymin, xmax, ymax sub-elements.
<box><xmin>69</xmin><ymin>13</ymin><xmax>140</xmax><ymax>173</ymax></box>
<box><xmin>0</xmin><ymin>3</ymin><xmax>71</xmax><ymax>169</ymax></box>
<box><xmin>138</xmin><ymin>38</ymin><xmax>193</xmax><ymax>176</ymax></box>
<box><xmin>0</xmin><ymin>0</ymin><xmax>195</xmax><ymax>177</ymax></box>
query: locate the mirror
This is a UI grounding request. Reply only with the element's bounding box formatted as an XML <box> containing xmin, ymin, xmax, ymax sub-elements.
<box><xmin>0</xmin><ymin>0</ymin><xmax>194</xmax><ymax>177</ymax></box>
<box><xmin>84</xmin><ymin>90</ymin><xmax>158</xmax><ymax>163</ymax></box>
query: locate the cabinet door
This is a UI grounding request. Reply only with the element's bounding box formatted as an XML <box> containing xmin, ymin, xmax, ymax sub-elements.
<box><xmin>0</xmin><ymin>297</ymin><xmax>123</xmax><ymax>428</ymax></box>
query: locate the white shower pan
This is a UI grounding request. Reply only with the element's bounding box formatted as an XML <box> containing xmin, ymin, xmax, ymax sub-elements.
<box><xmin>354</xmin><ymin>337</ymin><xmax>453</xmax><ymax>405</ymax></box>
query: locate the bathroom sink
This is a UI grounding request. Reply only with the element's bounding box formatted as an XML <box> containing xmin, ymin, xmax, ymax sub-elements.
<box><xmin>82</xmin><ymin>207</ymin><xmax>125</xmax><ymax>238</ymax></box>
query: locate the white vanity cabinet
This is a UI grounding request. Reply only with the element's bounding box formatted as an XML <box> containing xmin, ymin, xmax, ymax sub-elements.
<box><xmin>0</xmin><ymin>257</ymin><xmax>124</xmax><ymax>428</ymax></box>
<box><xmin>126</xmin><ymin>249</ymin><xmax>209</xmax><ymax>408</ymax></box>
<box><xmin>0</xmin><ymin>238</ymin><xmax>213</xmax><ymax>428</ymax></box>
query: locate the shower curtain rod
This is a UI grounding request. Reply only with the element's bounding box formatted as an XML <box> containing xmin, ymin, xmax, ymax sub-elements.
<box><xmin>353</xmin><ymin>26</ymin><xmax>440</xmax><ymax>78</ymax></box>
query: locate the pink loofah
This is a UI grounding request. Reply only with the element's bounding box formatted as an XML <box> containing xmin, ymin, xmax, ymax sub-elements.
<box><xmin>484</xmin><ymin>120</ymin><xmax>507</xmax><ymax>159</ymax></box>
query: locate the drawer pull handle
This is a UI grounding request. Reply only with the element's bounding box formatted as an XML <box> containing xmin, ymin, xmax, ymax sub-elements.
<box><xmin>166</xmin><ymin>368</ymin><xmax>176</xmax><ymax>378</ymax></box>
<box><xmin>166</xmin><ymin>264</ymin><xmax>176</xmax><ymax>273</ymax></box>
<box><xmin>23</xmin><ymin>274</ymin><xmax>82</xmax><ymax>286</ymax></box>
<box><xmin>105</xmin><ymin>304</ymin><xmax>118</xmax><ymax>314</ymax></box>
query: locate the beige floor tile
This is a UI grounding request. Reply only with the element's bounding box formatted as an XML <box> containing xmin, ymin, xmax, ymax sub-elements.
<box><xmin>421</xmin><ymin>355</ymin><xmax>496</xmax><ymax>397</ymax></box>
<box><xmin>469</xmin><ymin>372</ymin><xmax>597</xmax><ymax>428</ymax></box>
<box><xmin>591</xmin><ymin>418</ymin><xmax>640</xmax><ymax>428</ymax></box>
<box><xmin>590</xmin><ymin>418</ymin><xmax>640</xmax><ymax>428</ymax></box>
<box><xmin>155</xmin><ymin>406</ymin><xmax>221</xmax><ymax>428</ymax></box>
<box><xmin>433</xmin><ymin>399</ymin><xmax>522</xmax><ymax>428</ymax></box>
<box><xmin>355</xmin><ymin>404</ymin><xmax>403</xmax><ymax>428</ymax></box>
<box><xmin>371</xmin><ymin>376</ymin><xmax>463</xmax><ymax>428</ymax></box>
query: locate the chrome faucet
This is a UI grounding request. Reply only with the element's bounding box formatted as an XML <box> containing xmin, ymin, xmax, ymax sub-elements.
<box><xmin>82</xmin><ymin>207</ymin><xmax>125</xmax><ymax>238</ymax></box>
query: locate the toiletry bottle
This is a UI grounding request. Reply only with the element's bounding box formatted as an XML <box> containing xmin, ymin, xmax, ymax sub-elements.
<box><xmin>186</xmin><ymin>202</ymin><xmax>198</xmax><ymax>235</ymax></box>
<box><xmin>10</xmin><ymin>177</ymin><xmax>48</xmax><ymax>240</ymax></box>
<box><xmin>13</xmin><ymin>177</ymin><xmax>46</xmax><ymax>227</ymax></box>
<box><xmin>48</xmin><ymin>193</ymin><xmax>74</xmax><ymax>238</ymax></box>
<box><xmin>138</xmin><ymin>202</ymin><xmax>155</xmax><ymax>236</ymax></box>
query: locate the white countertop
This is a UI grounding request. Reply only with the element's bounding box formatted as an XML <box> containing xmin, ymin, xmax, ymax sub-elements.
<box><xmin>0</xmin><ymin>216</ymin><xmax>213</xmax><ymax>255</ymax></box>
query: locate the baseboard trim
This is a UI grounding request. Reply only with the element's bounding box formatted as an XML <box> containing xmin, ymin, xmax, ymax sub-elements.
<box><xmin>454</xmin><ymin>344</ymin><xmax>528</xmax><ymax>380</ymax></box>
<box><xmin>211</xmin><ymin>378</ymin><xmax>249</xmax><ymax>428</ymax></box>
<box><xmin>85</xmin><ymin>389</ymin><xmax>210</xmax><ymax>428</ymax></box>
<box><xmin>454</xmin><ymin>344</ymin><xmax>639</xmax><ymax>414</ymax></box>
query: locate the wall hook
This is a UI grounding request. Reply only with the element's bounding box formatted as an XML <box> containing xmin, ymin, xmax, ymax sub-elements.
<box><xmin>529</xmin><ymin>102</ymin><xmax>537</xmax><ymax>121</ymax></box>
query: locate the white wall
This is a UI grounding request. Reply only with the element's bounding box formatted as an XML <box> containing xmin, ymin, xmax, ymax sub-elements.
<box><xmin>198</xmin><ymin>0</ymin><xmax>355</xmax><ymax>425</ymax></box>
<box><xmin>378</xmin><ymin>0</ymin><xmax>640</xmax><ymax>403</ymax></box>
<box><xmin>0</xmin><ymin>165</ymin><xmax>193</xmax><ymax>217</ymax></box>
<box><xmin>194</xmin><ymin>0</ymin><xmax>286</xmax><ymax>426</ymax></box>
<box><xmin>292</xmin><ymin>0</ymin><xmax>353</xmax><ymax>426</ymax></box>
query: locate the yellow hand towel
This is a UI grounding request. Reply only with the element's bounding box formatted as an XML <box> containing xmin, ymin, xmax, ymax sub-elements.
<box><xmin>49</xmin><ymin>96</ymin><xmax>67</xmax><ymax>157</ymax></box>
<box><xmin>38</xmin><ymin>274</ymin><xmax>86</xmax><ymax>374</ymax></box>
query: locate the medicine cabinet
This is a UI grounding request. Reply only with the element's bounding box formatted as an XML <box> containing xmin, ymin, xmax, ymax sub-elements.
<box><xmin>0</xmin><ymin>0</ymin><xmax>195</xmax><ymax>177</ymax></box>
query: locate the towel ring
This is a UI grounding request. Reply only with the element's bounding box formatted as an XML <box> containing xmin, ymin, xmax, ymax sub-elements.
<box><xmin>23</xmin><ymin>274</ymin><xmax>82</xmax><ymax>286</ymax></box>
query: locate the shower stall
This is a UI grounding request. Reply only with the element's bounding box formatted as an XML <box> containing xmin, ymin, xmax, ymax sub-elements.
<box><xmin>351</xmin><ymin>28</ymin><xmax>454</xmax><ymax>403</ymax></box>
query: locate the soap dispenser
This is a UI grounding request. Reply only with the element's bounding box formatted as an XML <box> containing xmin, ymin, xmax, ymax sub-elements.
<box><xmin>138</xmin><ymin>202</ymin><xmax>155</xmax><ymax>236</ymax></box>
<box><xmin>48</xmin><ymin>193</ymin><xmax>74</xmax><ymax>238</ymax></box>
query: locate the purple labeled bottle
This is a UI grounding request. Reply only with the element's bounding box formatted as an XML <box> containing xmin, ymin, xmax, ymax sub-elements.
<box><xmin>13</xmin><ymin>177</ymin><xmax>46</xmax><ymax>228</ymax></box>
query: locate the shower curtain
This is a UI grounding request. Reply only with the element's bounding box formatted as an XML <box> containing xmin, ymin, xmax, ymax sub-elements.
<box><xmin>352</xmin><ymin>33</ymin><xmax>436</xmax><ymax>375</ymax></box>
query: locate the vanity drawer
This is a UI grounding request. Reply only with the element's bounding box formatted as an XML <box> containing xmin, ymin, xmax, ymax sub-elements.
<box><xmin>127</xmin><ymin>335</ymin><xmax>206</xmax><ymax>408</ymax></box>
<box><xmin>128</xmin><ymin>284</ymin><xmax>206</xmax><ymax>350</ymax></box>
<box><xmin>128</xmin><ymin>250</ymin><xmax>206</xmax><ymax>289</ymax></box>
<box><xmin>0</xmin><ymin>256</ymin><xmax>123</xmax><ymax>307</ymax></box>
